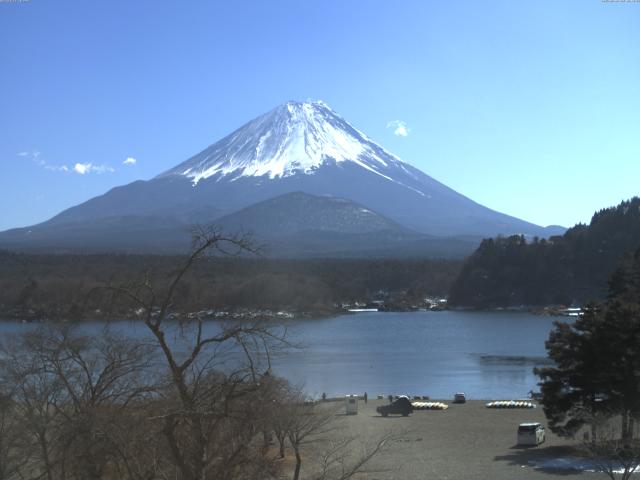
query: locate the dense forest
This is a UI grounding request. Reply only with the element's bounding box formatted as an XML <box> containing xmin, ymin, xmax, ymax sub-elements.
<box><xmin>0</xmin><ymin>250</ymin><xmax>461</xmax><ymax>320</ymax></box>
<box><xmin>449</xmin><ymin>197</ymin><xmax>640</xmax><ymax>308</ymax></box>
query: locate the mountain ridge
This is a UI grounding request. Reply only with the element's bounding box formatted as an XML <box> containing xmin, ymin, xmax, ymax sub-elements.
<box><xmin>0</xmin><ymin>100</ymin><xmax>565</xmax><ymax>255</ymax></box>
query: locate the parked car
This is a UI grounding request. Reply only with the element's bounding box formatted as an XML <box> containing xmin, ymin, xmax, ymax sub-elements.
<box><xmin>517</xmin><ymin>423</ymin><xmax>545</xmax><ymax>446</ymax></box>
<box><xmin>345</xmin><ymin>395</ymin><xmax>358</xmax><ymax>415</ymax></box>
<box><xmin>377</xmin><ymin>396</ymin><xmax>413</xmax><ymax>417</ymax></box>
<box><xmin>453</xmin><ymin>392</ymin><xmax>466</xmax><ymax>403</ymax></box>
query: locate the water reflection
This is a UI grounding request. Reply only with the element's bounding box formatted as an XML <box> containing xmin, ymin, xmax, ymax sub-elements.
<box><xmin>274</xmin><ymin>310</ymin><xmax>557</xmax><ymax>399</ymax></box>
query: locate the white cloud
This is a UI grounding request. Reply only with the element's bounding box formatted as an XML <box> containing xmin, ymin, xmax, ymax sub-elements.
<box><xmin>386</xmin><ymin>120</ymin><xmax>410</xmax><ymax>137</ymax></box>
<box><xmin>18</xmin><ymin>150</ymin><xmax>114</xmax><ymax>175</ymax></box>
<box><xmin>73</xmin><ymin>163</ymin><xmax>89</xmax><ymax>174</ymax></box>
<box><xmin>123</xmin><ymin>157</ymin><xmax>137</xmax><ymax>165</ymax></box>
<box><xmin>73</xmin><ymin>162</ymin><xmax>114</xmax><ymax>175</ymax></box>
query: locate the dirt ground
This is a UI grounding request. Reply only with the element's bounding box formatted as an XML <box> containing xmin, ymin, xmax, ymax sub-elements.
<box><xmin>301</xmin><ymin>399</ymin><xmax>598</xmax><ymax>480</ymax></box>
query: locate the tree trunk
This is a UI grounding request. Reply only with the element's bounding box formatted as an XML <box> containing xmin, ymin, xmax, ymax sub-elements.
<box><xmin>622</xmin><ymin>411</ymin><xmax>631</xmax><ymax>444</ymax></box>
<box><xmin>38</xmin><ymin>431</ymin><xmax>54</xmax><ymax>480</ymax></box>
<box><xmin>293</xmin><ymin>447</ymin><xmax>302</xmax><ymax>480</ymax></box>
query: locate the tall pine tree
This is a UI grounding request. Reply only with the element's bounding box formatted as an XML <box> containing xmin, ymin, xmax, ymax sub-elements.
<box><xmin>536</xmin><ymin>249</ymin><xmax>640</xmax><ymax>442</ymax></box>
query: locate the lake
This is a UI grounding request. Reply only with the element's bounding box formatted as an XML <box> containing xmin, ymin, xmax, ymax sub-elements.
<box><xmin>275</xmin><ymin>310</ymin><xmax>557</xmax><ymax>400</ymax></box>
<box><xmin>0</xmin><ymin>310</ymin><xmax>559</xmax><ymax>400</ymax></box>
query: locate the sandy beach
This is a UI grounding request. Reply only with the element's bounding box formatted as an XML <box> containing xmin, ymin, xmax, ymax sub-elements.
<box><xmin>303</xmin><ymin>399</ymin><xmax>595</xmax><ymax>480</ymax></box>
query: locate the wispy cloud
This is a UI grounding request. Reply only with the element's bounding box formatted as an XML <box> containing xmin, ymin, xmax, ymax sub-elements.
<box><xmin>19</xmin><ymin>150</ymin><xmax>65</xmax><ymax>170</ymax></box>
<box><xmin>386</xmin><ymin>120</ymin><xmax>410</xmax><ymax>137</ymax></box>
<box><xmin>123</xmin><ymin>156</ymin><xmax>137</xmax><ymax>165</ymax></box>
<box><xmin>18</xmin><ymin>151</ymin><xmax>114</xmax><ymax>175</ymax></box>
<box><xmin>45</xmin><ymin>165</ymin><xmax>69</xmax><ymax>172</ymax></box>
<box><xmin>73</xmin><ymin>163</ymin><xmax>115</xmax><ymax>175</ymax></box>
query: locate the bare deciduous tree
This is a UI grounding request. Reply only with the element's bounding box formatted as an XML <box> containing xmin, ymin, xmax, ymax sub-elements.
<box><xmin>0</xmin><ymin>393</ymin><xmax>30</xmax><ymax>480</ymax></box>
<box><xmin>286</xmin><ymin>400</ymin><xmax>337</xmax><ymax>480</ymax></box>
<box><xmin>102</xmin><ymin>227</ymin><xmax>290</xmax><ymax>480</ymax></box>
<box><xmin>311</xmin><ymin>433</ymin><xmax>396</xmax><ymax>480</ymax></box>
<box><xmin>581</xmin><ymin>414</ymin><xmax>640</xmax><ymax>480</ymax></box>
<box><xmin>0</xmin><ymin>326</ymin><xmax>158</xmax><ymax>480</ymax></box>
<box><xmin>0</xmin><ymin>226</ymin><xmax>393</xmax><ymax>480</ymax></box>
<box><xmin>281</xmin><ymin>393</ymin><xmax>398</xmax><ymax>480</ymax></box>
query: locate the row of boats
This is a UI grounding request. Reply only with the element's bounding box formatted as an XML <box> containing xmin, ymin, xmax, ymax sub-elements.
<box><xmin>485</xmin><ymin>400</ymin><xmax>537</xmax><ymax>409</ymax></box>
<box><xmin>412</xmin><ymin>401</ymin><xmax>449</xmax><ymax>410</ymax></box>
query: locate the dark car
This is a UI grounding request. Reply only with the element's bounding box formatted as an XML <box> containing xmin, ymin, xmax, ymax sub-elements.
<box><xmin>377</xmin><ymin>396</ymin><xmax>413</xmax><ymax>417</ymax></box>
<box><xmin>453</xmin><ymin>392</ymin><xmax>466</xmax><ymax>404</ymax></box>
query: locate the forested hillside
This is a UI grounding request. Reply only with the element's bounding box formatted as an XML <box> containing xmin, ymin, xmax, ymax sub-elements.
<box><xmin>0</xmin><ymin>251</ymin><xmax>461</xmax><ymax>320</ymax></box>
<box><xmin>449</xmin><ymin>197</ymin><xmax>640</xmax><ymax>308</ymax></box>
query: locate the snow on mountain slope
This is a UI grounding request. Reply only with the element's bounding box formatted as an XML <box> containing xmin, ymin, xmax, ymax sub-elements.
<box><xmin>158</xmin><ymin>100</ymin><xmax>425</xmax><ymax>195</ymax></box>
<box><xmin>0</xmin><ymin>99</ymin><xmax>564</xmax><ymax>255</ymax></box>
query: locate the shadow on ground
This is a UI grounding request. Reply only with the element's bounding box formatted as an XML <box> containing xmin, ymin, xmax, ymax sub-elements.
<box><xmin>494</xmin><ymin>445</ymin><xmax>584</xmax><ymax>476</ymax></box>
<box><xmin>372</xmin><ymin>415</ymin><xmax>412</xmax><ymax>419</ymax></box>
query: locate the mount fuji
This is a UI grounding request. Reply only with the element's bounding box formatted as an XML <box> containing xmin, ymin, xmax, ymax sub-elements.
<box><xmin>0</xmin><ymin>101</ymin><xmax>563</xmax><ymax>256</ymax></box>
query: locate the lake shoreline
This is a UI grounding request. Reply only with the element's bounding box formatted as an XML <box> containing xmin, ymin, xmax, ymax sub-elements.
<box><xmin>0</xmin><ymin>306</ymin><xmax>342</xmax><ymax>324</ymax></box>
<box><xmin>0</xmin><ymin>304</ymin><xmax>580</xmax><ymax>323</ymax></box>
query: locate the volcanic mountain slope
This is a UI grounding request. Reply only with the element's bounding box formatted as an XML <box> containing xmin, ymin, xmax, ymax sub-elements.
<box><xmin>217</xmin><ymin>191</ymin><xmax>407</xmax><ymax>236</ymax></box>
<box><xmin>0</xmin><ymin>100</ymin><xmax>563</xmax><ymax>255</ymax></box>
<box><xmin>0</xmin><ymin>192</ymin><xmax>479</xmax><ymax>257</ymax></box>
<box><xmin>214</xmin><ymin>192</ymin><xmax>479</xmax><ymax>258</ymax></box>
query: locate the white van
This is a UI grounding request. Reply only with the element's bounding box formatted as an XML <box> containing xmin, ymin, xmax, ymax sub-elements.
<box><xmin>517</xmin><ymin>423</ymin><xmax>545</xmax><ymax>446</ymax></box>
<box><xmin>345</xmin><ymin>395</ymin><xmax>358</xmax><ymax>415</ymax></box>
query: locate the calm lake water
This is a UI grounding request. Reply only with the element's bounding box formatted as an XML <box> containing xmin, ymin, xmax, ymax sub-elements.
<box><xmin>276</xmin><ymin>310</ymin><xmax>557</xmax><ymax>400</ymax></box>
<box><xmin>0</xmin><ymin>310</ymin><xmax>559</xmax><ymax>400</ymax></box>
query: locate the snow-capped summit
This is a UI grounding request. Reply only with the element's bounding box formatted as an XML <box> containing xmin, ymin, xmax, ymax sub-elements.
<box><xmin>0</xmin><ymin>100</ymin><xmax>564</xmax><ymax>255</ymax></box>
<box><xmin>159</xmin><ymin>100</ymin><xmax>420</xmax><ymax>192</ymax></box>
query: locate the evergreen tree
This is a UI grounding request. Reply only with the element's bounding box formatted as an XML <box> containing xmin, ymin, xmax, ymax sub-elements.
<box><xmin>536</xmin><ymin>248</ymin><xmax>640</xmax><ymax>442</ymax></box>
<box><xmin>450</xmin><ymin>197</ymin><xmax>640</xmax><ymax>307</ymax></box>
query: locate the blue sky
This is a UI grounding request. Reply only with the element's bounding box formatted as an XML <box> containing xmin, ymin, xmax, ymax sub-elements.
<box><xmin>1</xmin><ymin>0</ymin><xmax>638</xmax><ymax>231</ymax></box>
